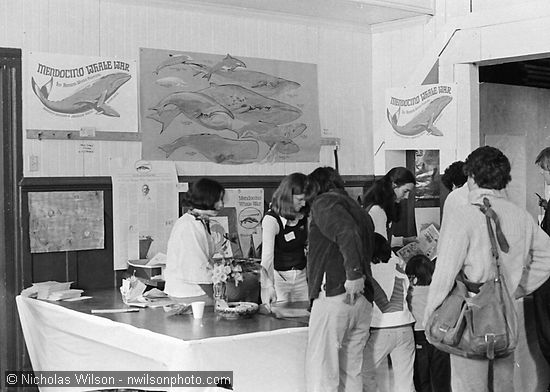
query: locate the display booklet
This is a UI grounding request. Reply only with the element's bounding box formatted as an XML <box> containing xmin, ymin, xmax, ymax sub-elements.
<box><xmin>396</xmin><ymin>224</ymin><xmax>439</xmax><ymax>263</ymax></box>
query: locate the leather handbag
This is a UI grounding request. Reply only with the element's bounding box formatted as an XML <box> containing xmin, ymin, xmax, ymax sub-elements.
<box><xmin>425</xmin><ymin>198</ymin><xmax>518</xmax><ymax>360</ymax></box>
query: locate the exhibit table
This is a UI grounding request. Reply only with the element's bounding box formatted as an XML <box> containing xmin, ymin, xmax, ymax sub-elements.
<box><xmin>16</xmin><ymin>289</ymin><xmax>309</xmax><ymax>392</ymax></box>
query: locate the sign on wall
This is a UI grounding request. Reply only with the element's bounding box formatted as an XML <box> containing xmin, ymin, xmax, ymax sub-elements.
<box><xmin>111</xmin><ymin>161</ymin><xmax>178</xmax><ymax>270</ymax></box>
<box><xmin>26</xmin><ymin>51</ymin><xmax>137</xmax><ymax>132</ymax></box>
<box><xmin>139</xmin><ymin>48</ymin><xmax>321</xmax><ymax>164</ymax></box>
<box><xmin>381</xmin><ymin>83</ymin><xmax>457</xmax><ymax>151</ymax></box>
<box><xmin>224</xmin><ymin>188</ymin><xmax>264</xmax><ymax>257</ymax></box>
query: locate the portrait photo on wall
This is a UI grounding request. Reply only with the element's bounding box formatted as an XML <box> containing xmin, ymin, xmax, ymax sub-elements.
<box><xmin>139</xmin><ymin>48</ymin><xmax>321</xmax><ymax>165</ymax></box>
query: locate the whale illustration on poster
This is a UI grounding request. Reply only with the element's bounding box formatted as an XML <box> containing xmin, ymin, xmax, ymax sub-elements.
<box><xmin>381</xmin><ymin>84</ymin><xmax>457</xmax><ymax>152</ymax></box>
<box><xmin>26</xmin><ymin>51</ymin><xmax>137</xmax><ymax>132</ymax></box>
<box><xmin>139</xmin><ymin>48</ymin><xmax>320</xmax><ymax>164</ymax></box>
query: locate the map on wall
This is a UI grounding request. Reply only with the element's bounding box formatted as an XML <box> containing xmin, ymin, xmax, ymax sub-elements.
<box><xmin>139</xmin><ymin>48</ymin><xmax>321</xmax><ymax>164</ymax></box>
<box><xmin>26</xmin><ymin>51</ymin><xmax>137</xmax><ymax>132</ymax></box>
<box><xmin>28</xmin><ymin>191</ymin><xmax>105</xmax><ymax>253</ymax></box>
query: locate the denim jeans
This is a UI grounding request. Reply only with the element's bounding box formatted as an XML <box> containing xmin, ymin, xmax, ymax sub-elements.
<box><xmin>306</xmin><ymin>293</ymin><xmax>372</xmax><ymax>392</ymax></box>
<box><xmin>362</xmin><ymin>325</ymin><xmax>415</xmax><ymax>392</ymax></box>
<box><xmin>274</xmin><ymin>268</ymin><xmax>309</xmax><ymax>303</ymax></box>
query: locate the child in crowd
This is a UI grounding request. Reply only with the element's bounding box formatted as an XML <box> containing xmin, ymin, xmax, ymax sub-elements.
<box><xmin>362</xmin><ymin>243</ymin><xmax>416</xmax><ymax>392</ymax></box>
<box><xmin>405</xmin><ymin>255</ymin><xmax>451</xmax><ymax>392</ymax></box>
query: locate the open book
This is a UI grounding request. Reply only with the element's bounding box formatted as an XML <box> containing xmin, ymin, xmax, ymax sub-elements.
<box><xmin>396</xmin><ymin>224</ymin><xmax>439</xmax><ymax>263</ymax></box>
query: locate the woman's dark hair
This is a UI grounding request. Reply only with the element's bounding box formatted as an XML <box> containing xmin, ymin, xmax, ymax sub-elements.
<box><xmin>362</xmin><ymin>167</ymin><xmax>415</xmax><ymax>222</ymax></box>
<box><xmin>405</xmin><ymin>254</ymin><xmax>435</xmax><ymax>286</ymax></box>
<box><xmin>304</xmin><ymin>166</ymin><xmax>345</xmax><ymax>202</ymax></box>
<box><xmin>441</xmin><ymin>161</ymin><xmax>467</xmax><ymax>191</ymax></box>
<box><xmin>272</xmin><ymin>172</ymin><xmax>307</xmax><ymax>219</ymax></box>
<box><xmin>463</xmin><ymin>146</ymin><xmax>511</xmax><ymax>190</ymax></box>
<box><xmin>183</xmin><ymin>178</ymin><xmax>225</xmax><ymax>210</ymax></box>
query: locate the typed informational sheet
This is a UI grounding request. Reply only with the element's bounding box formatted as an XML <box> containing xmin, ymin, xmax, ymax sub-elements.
<box><xmin>112</xmin><ymin>160</ymin><xmax>178</xmax><ymax>270</ymax></box>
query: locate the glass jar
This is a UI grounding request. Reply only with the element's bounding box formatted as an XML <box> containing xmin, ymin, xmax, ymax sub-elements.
<box><xmin>213</xmin><ymin>281</ymin><xmax>228</xmax><ymax>311</ymax></box>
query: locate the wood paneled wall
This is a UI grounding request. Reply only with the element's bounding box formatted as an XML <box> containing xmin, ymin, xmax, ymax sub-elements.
<box><xmin>0</xmin><ymin>0</ymin><xmax>374</xmax><ymax>177</ymax></box>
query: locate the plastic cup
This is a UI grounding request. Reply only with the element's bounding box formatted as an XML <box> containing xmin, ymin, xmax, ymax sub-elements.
<box><xmin>191</xmin><ymin>301</ymin><xmax>206</xmax><ymax>319</ymax></box>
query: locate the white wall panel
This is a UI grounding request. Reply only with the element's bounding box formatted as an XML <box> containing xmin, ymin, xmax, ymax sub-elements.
<box><xmin>371</xmin><ymin>16</ymin><xmax>436</xmax><ymax>174</ymax></box>
<box><xmin>0</xmin><ymin>0</ymin><xmax>373</xmax><ymax>177</ymax></box>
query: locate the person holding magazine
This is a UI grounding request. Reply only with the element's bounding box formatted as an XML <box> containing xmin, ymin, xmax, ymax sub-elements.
<box><xmin>425</xmin><ymin>146</ymin><xmax>550</xmax><ymax>392</ymax></box>
<box><xmin>362</xmin><ymin>166</ymin><xmax>417</xmax><ymax>248</ymax></box>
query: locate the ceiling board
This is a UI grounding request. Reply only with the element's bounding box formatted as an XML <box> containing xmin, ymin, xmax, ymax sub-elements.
<box><xmin>174</xmin><ymin>0</ymin><xmax>434</xmax><ymax>26</ymax></box>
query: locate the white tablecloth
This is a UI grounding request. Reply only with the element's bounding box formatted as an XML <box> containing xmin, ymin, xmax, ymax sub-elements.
<box><xmin>16</xmin><ymin>296</ymin><xmax>308</xmax><ymax>392</ymax></box>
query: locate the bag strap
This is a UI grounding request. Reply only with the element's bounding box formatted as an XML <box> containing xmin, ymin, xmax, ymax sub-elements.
<box><xmin>475</xmin><ymin>197</ymin><xmax>510</xmax><ymax>271</ymax></box>
<box><xmin>478</xmin><ymin>197</ymin><xmax>510</xmax><ymax>256</ymax></box>
<box><xmin>476</xmin><ymin>197</ymin><xmax>508</xmax><ymax>389</ymax></box>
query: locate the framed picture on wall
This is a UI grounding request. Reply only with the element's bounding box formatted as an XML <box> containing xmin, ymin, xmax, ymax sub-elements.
<box><xmin>407</xmin><ymin>150</ymin><xmax>440</xmax><ymax>207</ymax></box>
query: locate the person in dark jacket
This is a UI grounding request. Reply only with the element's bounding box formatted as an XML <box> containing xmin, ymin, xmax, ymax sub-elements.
<box><xmin>534</xmin><ymin>147</ymin><xmax>550</xmax><ymax>392</ymax></box>
<box><xmin>304</xmin><ymin>166</ymin><xmax>376</xmax><ymax>392</ymax></box>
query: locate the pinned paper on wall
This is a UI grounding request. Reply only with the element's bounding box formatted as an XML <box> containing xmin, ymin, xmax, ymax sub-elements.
<box><xmin>224</xmin><ymin>189</ymin><xmax>264</xmax><ymax>257</ymax></box>
<box><xmin>29</xmin><ymin>191</ymin><xmax>104</xmax><ymax>253</ymax></box>
<box><xmin>111</xmin><ymin>160</ymin><xmax>178</xmax><ymax>270</ymax></box>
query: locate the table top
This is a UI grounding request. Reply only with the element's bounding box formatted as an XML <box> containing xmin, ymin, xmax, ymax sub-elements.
<box><xmin>43</xmin><ymin>288</ymin><xmax>309</xmax><ymax>341</ymax></box>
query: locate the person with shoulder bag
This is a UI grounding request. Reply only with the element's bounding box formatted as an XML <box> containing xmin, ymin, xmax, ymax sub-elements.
<box><xmin>424</xmin><ymin>146</ymin><xmax>550</xmax><ymax>392</ymax></box>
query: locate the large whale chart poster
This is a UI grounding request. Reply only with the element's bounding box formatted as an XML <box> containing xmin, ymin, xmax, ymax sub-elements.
<box><xmin>26</xmin><ymin>51</ymin><xmax>137</xmax><ymax>132</ymax></box>
<box><xmin>139</xmin><ymin>48</ymin><xmax>321</xmax><ymax>164</ymax></box>
<box><xmin>382</xmin><ymin>83</ymin><xmax>457</xmax><ymax>152</ymax></box>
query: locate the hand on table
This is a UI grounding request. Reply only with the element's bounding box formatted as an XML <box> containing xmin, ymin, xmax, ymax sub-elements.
<box><xmin>261</xmin><ymin>285</ymin><xmax>277</xmax><ymax>312</ymax></box>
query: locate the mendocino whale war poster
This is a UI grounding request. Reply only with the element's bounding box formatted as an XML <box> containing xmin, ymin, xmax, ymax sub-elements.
<box><xmin>139</xmin><ymin>48</ymin><xmax>321</xmax><ymax>164</ymax></box>
<box><xmin>26</xmin><ymin>52</ymin><xmax>137</xmax><ymax>132</ymax></box>
<box><xmin>383</xmin><ymin>83</ymin><xmax>457</xmax><ymax>152</ymax></box>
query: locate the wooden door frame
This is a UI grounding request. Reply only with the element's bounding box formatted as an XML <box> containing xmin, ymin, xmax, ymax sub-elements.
<box><xmin>0</xmin><ymin>47</ymin><xmax>25</xmax><ymax>376</ymax></box>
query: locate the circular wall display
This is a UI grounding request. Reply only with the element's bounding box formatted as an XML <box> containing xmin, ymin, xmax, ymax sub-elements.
<box><xmin>238</xmin><ymin>207</ymin><xmax>262</xmax><ymax>229</ymax></box>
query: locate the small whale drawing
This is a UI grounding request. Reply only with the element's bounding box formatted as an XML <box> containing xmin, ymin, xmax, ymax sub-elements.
<box><xmin>31</xmin><ymin>73</ymin><xmax>131</xmax><ymax>117</ymax></box>
<box><xmin>199</xmin><ymin>54</ymin><xmax>246</xmax><ymax>81</ymax></box>
<box><xmin>147</xmin><ymin>91</ymin><xmax>234</xmax><ymax>133</ymax></box>
<box><xmin>154</xmin><ymin>54</ymin><xmax>207</xmax><ymax>75</ymax></box>
<box><xmin>240</xmin><ymin>217</ymin><xmax>259</xmax><ymax>225</ymax></box>
<box><xmin>158</xmin><ymin>133</ymin><xmax>260</xmax><ymax>164</ymax></box>
<box><xmin>155</xmin><ymin>76</ymin><xmax>187</xmax><ymax>88</ymax></box>
<box><xmin>239</xmin><ymin>122</ymin><xmax>306</xmax><ymax>147</ymax></box>
<box><xmin>387</xmin><ymin>95</ymin><xmax>452</xmax><ymax>137</ymax></box>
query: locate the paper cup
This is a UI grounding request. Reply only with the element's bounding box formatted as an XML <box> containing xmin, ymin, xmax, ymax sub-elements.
<box><xmin>191</xmin><ymin>301</ymin><xmax>206</xmax><ymax>319</ymax></box>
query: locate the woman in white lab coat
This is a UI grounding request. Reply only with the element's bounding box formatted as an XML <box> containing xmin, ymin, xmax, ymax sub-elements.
<box><xmin>164</xmin><ymin>178</ymin><xmax>224</xmax><ymax>301</ymax></box>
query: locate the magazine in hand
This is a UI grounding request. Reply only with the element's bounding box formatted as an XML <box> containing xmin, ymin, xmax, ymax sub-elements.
<box><xmin>396</xmin><ymin>224</ymin><xmax>439</xmax><ymax>263</ymax></box>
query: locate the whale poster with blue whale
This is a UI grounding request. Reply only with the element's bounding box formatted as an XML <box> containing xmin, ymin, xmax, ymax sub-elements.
<box><xmin>26</xmin><ymin>51</ymin><xmax>137</xmax><ymax>132</ymax></box>
<box><xmin>382</xmin><ymin>83</ymin><xmax>457</xmax><ymax>152</ymax></box>
<box><xmin>139</xmin><ymin>48</ymin><xmax>321</xmax><ymax>164</ymax></box>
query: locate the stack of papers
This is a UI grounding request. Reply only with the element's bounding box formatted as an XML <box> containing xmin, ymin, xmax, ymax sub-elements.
<box><xmin>47</xmin><ymin>289</ymin><xmax>84</xmax><ymax>301</ymax></box>
<box><xmin>21</xmin><ymin>281</ymin><xmax>86</xmax><ymax>301</ymax></box>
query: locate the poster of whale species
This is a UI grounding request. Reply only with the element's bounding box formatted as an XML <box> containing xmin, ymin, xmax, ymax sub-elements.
<box><xmin>140</xmin><ymin>48</ymin><xmax>321</xmax><ymax>164</ymax></box>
